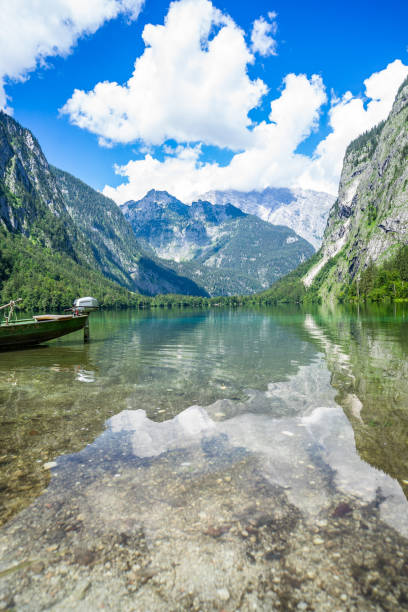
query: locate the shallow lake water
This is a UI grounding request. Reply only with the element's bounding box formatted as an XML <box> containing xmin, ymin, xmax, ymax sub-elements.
<box><xmin>1</xmin><ymin>305</ymin><xmax>408</xmax><ymax>610</ymax></box>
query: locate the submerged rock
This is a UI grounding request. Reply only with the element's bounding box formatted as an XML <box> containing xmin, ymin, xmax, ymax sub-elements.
<box><xmin>332</xmin><ymin>502</ymin><xmax>353</xmax><ymax>518</ymax></box>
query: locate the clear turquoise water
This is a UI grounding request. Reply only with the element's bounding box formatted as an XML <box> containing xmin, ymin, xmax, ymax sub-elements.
<box><xmin>1</xmin><ymin>305</ymin><xmax>408</xmax><ymax>609</ymax></box>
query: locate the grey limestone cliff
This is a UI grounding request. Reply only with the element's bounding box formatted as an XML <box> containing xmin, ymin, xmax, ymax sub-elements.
<box><xmin>303</xmin><ymin>76</ymin><xmax>408</xmax><ymax>297</ymax></box>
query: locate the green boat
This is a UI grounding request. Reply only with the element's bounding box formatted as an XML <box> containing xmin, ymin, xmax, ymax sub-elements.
<box><xmin>0</xmin><ymin>299</ymin><xmax>91</xmax><ymax>350</ymax></box>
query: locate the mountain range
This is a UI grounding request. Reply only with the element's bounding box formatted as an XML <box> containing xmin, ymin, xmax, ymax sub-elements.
<box><xmin>0</xmin><ymin>110</ymin><xmax>325</xmax><ymax>305</ymax></box>
<box><xmin>198</xmin><ymin>187</ymin><xmax>335</xmax><ymax>249</ymax></box>
<box><xmin>5</xmin><ymin>84</ymin><xmax>401</xmax><ymax>309</ymax></box>
<box><xmin>121</xmin><ymin>190</ymin><xmax>314</xmax><ymax>296</ymax></box>
<box><xmin>51</xmin><ymin>167</ymin><xmax>205</xmax><ymax>296</ymax></box>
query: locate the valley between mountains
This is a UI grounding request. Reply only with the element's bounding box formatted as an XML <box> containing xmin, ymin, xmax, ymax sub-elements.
<box><xmin>1</xmin><ymin>73</ymin><xmax>407</xmax><ymax>308</ymax></box>
<box><xmin>0</xmin><ymin>110</ymin><xmax>332</xmax><ymax>306</ymax></box>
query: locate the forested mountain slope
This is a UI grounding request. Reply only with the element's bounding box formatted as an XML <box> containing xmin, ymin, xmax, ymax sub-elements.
<box><xmin>0</xmin><ymin>112</ymin><xmax>206</xmax><ymax>305</ymax></box>
<box><xmin>51</xmin><ymin>168</ymin><xmax>205</xmax><ymax>296</ymax></box>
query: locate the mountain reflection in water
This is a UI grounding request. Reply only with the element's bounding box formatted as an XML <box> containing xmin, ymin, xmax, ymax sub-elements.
<box><xmin>303</xmin><ymin>307</ymin><xmax>408</xmax><ymax>499</ymax></box>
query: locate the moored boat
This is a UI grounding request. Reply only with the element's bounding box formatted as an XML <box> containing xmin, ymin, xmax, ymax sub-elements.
<box><xmin>0</xmin><ymin>298</ymin><xmax>98</xmax><ymax>349</ymax></box>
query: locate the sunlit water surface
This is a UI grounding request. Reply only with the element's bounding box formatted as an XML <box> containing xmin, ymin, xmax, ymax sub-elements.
<box><xmin>1</xmin><ymin>306</ymin><xmax>408</xmax><ymax>610</ymax></box>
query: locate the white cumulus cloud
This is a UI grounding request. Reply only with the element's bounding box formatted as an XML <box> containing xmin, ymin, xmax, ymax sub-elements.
<box><xmin>103</xmin><ymin>59</ymin><xmax>408</xmax><ymax>203</ymax></box>
<box><xmin>61</xmin><ymin>0</ymin><xmax>268</xmax><ymax>149</ymax></box>
<box><xmin>103</xmin><ymin>72</ymin><xmax>327</xmax><ymax>203</ymax></box>
<box><xmin>251</xmin><ymin>12</ymin><xmax>278</xmax><ymax>57</ymax></box>
<box><xmin>0</xmin><ymin>0</ymin><xmax>144</xmax><ymax>112</ymax></box>
<box><xmin>298</xmin><ymin>59</ymin><xmax>408</xmax><ymax>193</ymax></box>
<box><xmin>30</xmin><ymin>0</ymin><xmax>404</xmax><ymax>203</ymax></box>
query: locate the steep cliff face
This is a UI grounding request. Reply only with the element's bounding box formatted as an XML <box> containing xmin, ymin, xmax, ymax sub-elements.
<box><xmin>0</xmin><ymin>112</ymin><xmax>78</xmax><ymax>259</ymax></box>
<box><xmin>304</xmin><ymin>76</ymin><xmax>408</xmax><ymax>297</ymax></box>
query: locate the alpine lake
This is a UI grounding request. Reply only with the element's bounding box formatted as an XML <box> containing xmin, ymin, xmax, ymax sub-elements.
<box><xmin>1</xmin><ymin>305</ymin><xmax>408</xmax><ymax>611</ymax></box>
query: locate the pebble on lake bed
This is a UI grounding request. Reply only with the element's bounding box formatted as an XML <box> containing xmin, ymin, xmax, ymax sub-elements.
<box><xmin>43</xmin><ymin>462</ymin><xmax>57</xmax><ymax>470</ymax></box>
<box><xmin>216</xmin><ymin>587</ymin><xmax>230</xmax><ymax>602</ymax></box>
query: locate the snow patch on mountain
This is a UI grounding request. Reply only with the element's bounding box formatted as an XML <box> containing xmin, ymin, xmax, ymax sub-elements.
<box><xmin>198</xmin><ymin>187</ymin><xmax>335</xmax><ymax>249</ymax></box>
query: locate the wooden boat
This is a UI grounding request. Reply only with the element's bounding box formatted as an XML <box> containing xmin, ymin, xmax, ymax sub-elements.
<box><xmin>0</xmin><ymin>299</ymin><xmax>90</xmax><ymax>349</ymax></box>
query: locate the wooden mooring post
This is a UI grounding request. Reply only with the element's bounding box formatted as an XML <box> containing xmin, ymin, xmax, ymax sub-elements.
<box><xmin>84</xmin><ymin>317</ymin><xmax>90</xmax><ymax>343</ymax></box>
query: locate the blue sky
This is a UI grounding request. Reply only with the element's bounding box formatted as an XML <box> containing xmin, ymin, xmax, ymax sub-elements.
<box><xmin>3</xmin><ymin>0</ymin><xmax>408</xmax><ymax>201</ymax></box>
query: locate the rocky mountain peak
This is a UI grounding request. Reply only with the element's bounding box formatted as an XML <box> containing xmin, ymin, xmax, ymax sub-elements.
<box><xmin>190</xmin><ymin>199</ymin><xmax>246</xmax><ymax>224</ymax></box>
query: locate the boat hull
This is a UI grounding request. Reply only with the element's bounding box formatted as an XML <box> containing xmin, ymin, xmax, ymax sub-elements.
<box><xmin>0</xmin><ymin>315</ymin><xmax>88</xmax><ymax>349</ymax></box>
